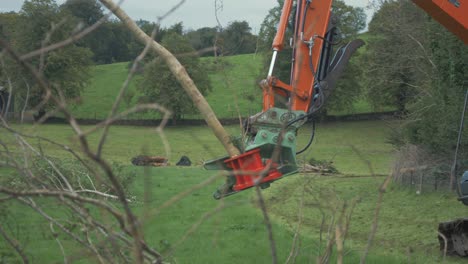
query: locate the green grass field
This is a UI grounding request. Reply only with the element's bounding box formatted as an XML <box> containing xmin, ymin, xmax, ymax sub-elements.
<box><xmin>5</xmin><ymin>120</ymin><xmax>395</xmax><ymax>175</ymax></box>
<box><xmin>1</xmin><ymin>121</ymin><xmax>466</xmax><ymax>263</ymax></box>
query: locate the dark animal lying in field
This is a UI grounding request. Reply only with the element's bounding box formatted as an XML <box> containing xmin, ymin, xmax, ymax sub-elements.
<box><xmin>131</xmin><ymin>156</ymin><xmax>168</xmax><ymax>167</ymax></box>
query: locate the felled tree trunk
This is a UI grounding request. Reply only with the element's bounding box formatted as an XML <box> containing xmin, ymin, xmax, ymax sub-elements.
<box><xmin>131</xmin><ymin>156</ymin><xmax>168</xmax><ymax>167</ymax></box>
<box><xmin>99</xmin><ymin>0</ymin><xmax>240</xmax><ymax>157</ymax></box>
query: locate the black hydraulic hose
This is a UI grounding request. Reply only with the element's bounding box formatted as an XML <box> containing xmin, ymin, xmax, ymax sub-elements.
<box><xmin>287</xmin><ymin>111</ymin><xmax>312</xmax><ymax>127</ymax></box>
<box><xmin>296</xmin><ymin>118</ymin><xmax>316</xmax><ymax>155</ymax></box>
<box><xmin>300</xmin><ymin>0</ymin><xmax>311</xmax><ymax>37</ymax></box>
<box><xmin>316</xmin><ymin>34</ymin><xmax>342</xmax><ymax>46</ymax></box>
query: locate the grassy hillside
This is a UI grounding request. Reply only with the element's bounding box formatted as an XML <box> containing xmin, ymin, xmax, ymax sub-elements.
<box><xmin>70</xmin><ymin>51</ymin><xmax>390</xmax><ymax>120</ymax></box>
<box><xmin>70</xmin><ymin>54</ymin><xmax>264</xmax><ymax>120</ymax></box>
<box><xmin>70</xmin><ymin>61</ymin><xmax>137</xmax><ymax>119</ymax></box>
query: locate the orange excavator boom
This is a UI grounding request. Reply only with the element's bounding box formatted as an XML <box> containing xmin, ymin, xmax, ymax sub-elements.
<box><xmin>413</xmin><ymin>0</ymin><xmax>468</xmax><ymax>44</ymax></box>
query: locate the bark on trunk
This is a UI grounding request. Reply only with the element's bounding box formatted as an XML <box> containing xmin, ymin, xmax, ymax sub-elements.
<box><xmin>99</xmin><ymin>0</ymin><xmax>240</xmax><ymax>157</ymax></box>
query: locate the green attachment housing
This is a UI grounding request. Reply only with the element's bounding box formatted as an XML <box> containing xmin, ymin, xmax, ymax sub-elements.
<box><xmin>204</xmin><ymin>108</ymin><xmax>307</xmax><ymax>198</ymax></box>
<box><xmin>241</xmin><ymin>108</ymin><xmax>307</xmax><ymax>175</ymax></box>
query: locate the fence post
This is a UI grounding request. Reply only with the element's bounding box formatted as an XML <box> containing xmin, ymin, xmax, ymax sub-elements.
<box><xmin>418</xmin><ymin>171</ymin><xmax>423</xmax><ymax>194</ymax></box>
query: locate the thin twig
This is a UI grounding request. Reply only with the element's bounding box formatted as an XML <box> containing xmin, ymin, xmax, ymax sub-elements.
<box><xmin>438</xmin><ymin>231</ymin><xmax>448</xmax><ymax>262</ymax></box>
<box><xmin>285</xmin><ymin>180</ymin><xmax>307</xmax><ymax>264</ymax></box>
<box><xmin>360</xmin><ymin>174</ymin><xmax>392</xmax><ymax>264</ymax></box>
<box><xmin>19</xmin><ymin>197</ymin><xmax>106</xmax><ymax>263</ymax></box>
<box><xmin>255</xmin><ymin>187</ymin><xmax>278</xmax><ymax>264</ymax></box>
<box><xmin>0</xmin><ymin>223</ymin><xmax>29</xmax><ymax>264</ymax></box>
<box><xmin>50</xmin><ymin>222</ymin><xmax>68</xmax><ymax>264</ymax></box>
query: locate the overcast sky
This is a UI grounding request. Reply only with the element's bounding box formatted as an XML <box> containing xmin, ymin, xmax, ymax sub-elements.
<box><xmin>2</xmin><ymin>0</ymin><xmax>374</xmax><ymax>33</ymax></box>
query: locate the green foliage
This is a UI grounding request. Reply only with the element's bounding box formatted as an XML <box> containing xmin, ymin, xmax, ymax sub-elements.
<box><xmin>43</xmin><ymin>46</ymin><xmax>93</xmax><ymax>100</ymax></box>
<box><xmin>362</xmin><ymin>0</ymin><xmax>468</xmax><ymax>189</ymax></box>
<box><xmin>326</xmin><ymin>57</ymin><xmax>363</xmax><ymax>113</ymax></box>
<box><xmin>61</xmin><ymin>0</ymin><xmax>143</xmax><ymax>64</ymax></box>
<box><xmin>332</xmin><ymin>0</ymin><xmax>367</xmax><ymax>40</ymax></box>
<box><xmin>1</xmin><ymin>0</ymin><xmax>93</xmax><ymax>112</ymax></box>
<box><xmin>61</xmin><ymin>0</ymin><xmax>103</xmax><ymax>25</ymax></box>
<box><xmin>186</xmin><ymin>27</ymin><xmax>218</xmax><ymax>57</ymax></box>
<box><xmin>18</xmin><ymin>0</ymin><xmax>61</xmax><ymax>51</ymax></box>
<box><xmin>0</xmin><ymin>12</ymin><xmax>19</xmax><ymax>42</ymax></box>
<box><xmin>258</xmin><ymin>0</ymin><xmax>283</xmax><ymax>51</ymax></box>
<box><xmin>363</xmin><ymin>0</ymin><xmax>427</xmax><ymax>112</ymax></box>
<box><xmin>186</xmin><ymin>21</ymin><xmax>258</xmax><ymax>56</ymax></box>
<box><xmin>365</xmin><ymin>0</ymin><xmax>467</xmax><ymax>161</ymax></box>
<box><xmin>137</xmin><ymin>33</ymin><xmax>212</xmax><ymax>122</ymax></box>
<box><xmin>404</xmin><ymin>21</ymin><xmax>468</xmax><ymax>157</ymax></box>
<box><xmin>219</xmin><ymin>21</ymin><xmax>257</xmax><ymax>55</ymax></box>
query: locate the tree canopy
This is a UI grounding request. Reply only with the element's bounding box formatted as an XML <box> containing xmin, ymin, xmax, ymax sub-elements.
<box><xmin>363</xmin><ymin>0</ymin><xmax>427</xmax><ymax>113</ymax></box>
<box><xmin>137</xmin><ymin>33</ymin><xmax>212</xmax><ymax>123</ymax></box>
<box><xmin>0</xmin><ymin>0</ymin><xmax>93</xmax><ymax>113</ymax></box>
<box><xmin>364</xmin><ymin>0</ymin><xmax>468</xmax><ymax>173</ymax></box>
<box><xmin>219</xmin><ymin>21</ymin><xmax>257</xmax><ymax>56</ymax></box>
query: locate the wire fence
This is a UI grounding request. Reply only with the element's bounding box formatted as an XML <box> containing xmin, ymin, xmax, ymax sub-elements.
<box><xmin>394</xmin><ymin>166</ymin><xmax>452</xmax><ymax>193</ymax></box>
<box><xmin>391</xmin><ymin>144</ymin><xmax>468</xmax><ymax>193</ymax></box>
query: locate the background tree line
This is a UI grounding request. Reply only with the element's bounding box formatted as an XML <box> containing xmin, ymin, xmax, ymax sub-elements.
<box><xmin>0</xmin><ymin>0</ymin><xmax>258</xmax><ymax>119</ymax></box>
<box><xmin>1</xmin><ymin>0</ymin><xmax>259</xmax><ymax>65</ymax></box>
<box><xmin>363</xmin><ymin>0</ymin><xmax>467</xmax><ymax>174</ymax></box>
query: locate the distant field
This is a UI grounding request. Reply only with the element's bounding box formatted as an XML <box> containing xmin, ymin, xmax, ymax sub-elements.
<box><xmin>70</xmin><ymin>53</ymin><xmax>390</xmax><ymax>120</ymax></box>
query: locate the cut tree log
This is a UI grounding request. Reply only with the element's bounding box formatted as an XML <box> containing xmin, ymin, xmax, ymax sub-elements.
<box><xmin>131</xmin><ymin>156</ymin><xmax>168</xmax><ymax>167</ymax></box>
<box><xmin>98</xmin><ymin>0</ymin><xmax>240</xmax><ymax>158</ymax></box>
<box><xmin>299</xmin><ymin>164</ymin><xmax>333</xmax><ymax>174</ymax></box>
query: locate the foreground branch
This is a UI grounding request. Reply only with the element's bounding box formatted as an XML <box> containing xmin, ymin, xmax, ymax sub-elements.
<box><xmin>0</xmin><ymin>224</ymin><xmax>29</xmax><ymax>264</ymax></box>
<box><xmin>98</xmin><ymin>0</ymin><xmax>240</xmax><ymax>157</ymax></box>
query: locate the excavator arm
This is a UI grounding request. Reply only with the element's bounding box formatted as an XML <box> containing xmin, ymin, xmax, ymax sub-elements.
<box><xmin>413</xmin><ymin>0</ymin><xmax>467</xmax><ymax>44</ymax></box>
<box><xmin>205</xmin><ymin>0</ymin><xmax>468</xmax><ymax>200</ymax></box>
<box><xmin>205</xmin><ymin>0</ymin><xmax>363</xmax><ymax>199</ymax></box>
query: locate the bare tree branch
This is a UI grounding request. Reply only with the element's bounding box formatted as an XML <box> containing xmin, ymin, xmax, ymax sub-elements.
<box><xmin>0</xmin><ymin>224</ymin><xmax>29</xmax><ymax>264</ymax></box>
<box><xmin>360</xmin><ymin>174</ymin><xmax>392</xmax><ymax>264</ymax></box>
<box><xmin>255</xmin><ymin>187</ymin><xmax>278</xmax><ymax>264</ymax></box>
<box><xmin>98</xmin><ymin>0</ymin><xmax>240</xmax><ymax>157</ymax></box>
